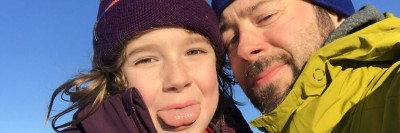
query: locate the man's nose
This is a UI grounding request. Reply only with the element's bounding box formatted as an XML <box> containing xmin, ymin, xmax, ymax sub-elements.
<box><xmin>236</xmin><ymin>30</ymin><xmax>267</xmax><ymax>62</ymax></box>
<box><xmin>162</xmin><ymin>61</ymin><xmax>192</xmax><ymax>92</ymax></box>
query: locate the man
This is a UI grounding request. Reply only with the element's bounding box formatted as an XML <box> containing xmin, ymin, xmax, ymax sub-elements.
<box><xmin>213</xmin><ymin>0</ymin><xmax>400</xmax><ymax>132</ymax></box>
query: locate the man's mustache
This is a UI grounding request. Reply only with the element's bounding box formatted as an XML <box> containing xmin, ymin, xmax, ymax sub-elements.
<box><xmin>244</xmin><ymin>54</ymin><xmax>293</xmax><ymax>89</ymax></box>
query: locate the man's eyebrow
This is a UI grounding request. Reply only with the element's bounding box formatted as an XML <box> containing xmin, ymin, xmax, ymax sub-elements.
<box><xmin>219</xmin><ymin>19</ymin><xmax>229</xmax><ymax>34</ymax></box>
<box><xmin>219</xmin><ymin>0</ymin><xmax>269</xmax><ymax>33</ymax></box>
<box><xmin>238</xmin><ymin>0</ymin><xmax>268</xmax><ymax>18</ymax></box>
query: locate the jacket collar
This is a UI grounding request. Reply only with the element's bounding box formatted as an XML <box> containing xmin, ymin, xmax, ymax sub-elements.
<box><xmin>74</xmin><ymin>88</ymin><xmax>157</xmax><ymax>133</ymax></box>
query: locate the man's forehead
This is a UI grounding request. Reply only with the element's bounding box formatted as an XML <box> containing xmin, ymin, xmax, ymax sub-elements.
<box><xmin>218</xmin><ymin>0</ymin><xmax>274</xmax><ymax>32</ymax></box>
<box><xmin>220</xmin><ymin>0</ymin><xmax>283</xmax><ymax>21</ymax></box>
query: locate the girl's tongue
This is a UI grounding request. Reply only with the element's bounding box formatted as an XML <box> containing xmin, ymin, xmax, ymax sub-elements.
<box><xmin>157</xmin><ymin>104</ymin><xmax>201</xmax><ymax>128</ymax></box>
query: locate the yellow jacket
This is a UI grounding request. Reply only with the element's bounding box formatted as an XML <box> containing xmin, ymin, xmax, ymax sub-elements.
<box><xmin>250</xmin><ymin>13</ymin><xmax>400</xmax><ymax>133</ymax></box>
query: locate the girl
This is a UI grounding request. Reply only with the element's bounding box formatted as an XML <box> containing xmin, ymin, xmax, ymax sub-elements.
<box><xmin>47</xmin><ymin>0</ymin><xmax>252</xmax><ymax>132</ymax></box>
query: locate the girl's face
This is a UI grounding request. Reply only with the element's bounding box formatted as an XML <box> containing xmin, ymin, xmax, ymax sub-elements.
<box><xmin>121</xmin><ymin>28</ymin><xmax>219</xmax><ymax>132</ymax></box>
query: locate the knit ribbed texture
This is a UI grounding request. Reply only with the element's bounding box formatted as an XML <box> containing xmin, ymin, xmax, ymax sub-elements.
<box><xmin>312</xmin><ymin>0</ymin><xmax>355</xmax><ymax>17</ymax></box>
<box><xmin>94</xmin><ymin>0</ymin><xmax>224</xmax><ymax>66</ymax></box>
<box><xmin>212</xmin><ymin>0</ymin><xmax>233</xmax><ymax>18</ymax></box>
<box><xmin>212</xmin><ymin>0</ymin><xmax>355</xmax><ymax>18</ymax></box>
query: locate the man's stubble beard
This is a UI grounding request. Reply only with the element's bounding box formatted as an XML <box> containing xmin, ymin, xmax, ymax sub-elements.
<box><xmin>244</xmin><ymin>54</ymin><xmax>300</xmax><ymax>114</ymax></box>
<box><xmin>242</xmin><ymin>5</ymin><xmax>335</xmax><ymax>114</ymax></box>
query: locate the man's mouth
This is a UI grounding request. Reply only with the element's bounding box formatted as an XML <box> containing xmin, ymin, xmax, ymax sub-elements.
<box><xmin>252</xmin><ymin>63</ymin><xmax>286</xmax><ymax>88</ymax></box>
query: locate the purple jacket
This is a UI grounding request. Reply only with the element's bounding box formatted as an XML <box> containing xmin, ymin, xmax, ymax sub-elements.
<box><xmin>60</xmin><ymin>88</ymin><xmax>252</xmax><ymax>133</ymax></box>
<box><xmin>60</xmin><ymin>88</ymin><xmax>157</xmax><ymax>133</ymax></box>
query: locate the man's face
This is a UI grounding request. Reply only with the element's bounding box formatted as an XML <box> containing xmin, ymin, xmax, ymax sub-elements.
<box><xmin>219</xmin><ymin>0</ymin><xmax>334</xmax><ymax>113</ymax></box>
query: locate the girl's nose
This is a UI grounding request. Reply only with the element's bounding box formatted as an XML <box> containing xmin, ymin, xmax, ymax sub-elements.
<box><xmin>162</xmin><ymin>61</ymin><xmax>192</xmax><ymax>92</ymax></box>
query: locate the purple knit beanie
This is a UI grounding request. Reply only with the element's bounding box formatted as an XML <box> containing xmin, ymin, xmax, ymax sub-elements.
<box><xmin>212</xmin><ymin>0</ymin><xmax>355</xmax><ymax>18</ymax></box>
<box><xmin>93</xmin><ymin>0</ymin><xmax>224</xmax><ymax>66</ymax></box>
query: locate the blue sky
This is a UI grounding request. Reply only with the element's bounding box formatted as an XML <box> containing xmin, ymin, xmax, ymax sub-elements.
<box><xmin>0</xmin><ymin>1</ymin><xmax>398</xmax><ymax>133</ymax></box>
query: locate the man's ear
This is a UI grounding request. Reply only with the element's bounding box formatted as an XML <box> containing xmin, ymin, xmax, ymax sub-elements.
<box><xmin>327</xmin><ymin>10</ymin><xmax>345</xmax><ymax>28</ymax></box>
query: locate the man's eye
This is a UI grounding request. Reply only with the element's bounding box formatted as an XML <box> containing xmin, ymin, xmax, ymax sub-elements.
<box><xmin>257</xmin><ymin>15</ymin><xmax>272</xmax><ymax>24</ymax></box>
<box><xmin>230</xmin><ymin>34</ymin><xmax>240</xmax><ymax>45</ymax></box>
<box><xmin>135</xmin><ymin>58</ymin><xmax>156</xmax><ymax>65</ymax></box>
<box><xmin>187</xmin><ymin>49</ymin><xmax>206</xmax><ymax>56</ymax></box>
<box><xmin>226</xmin><ymin>34</ymin><xmax>239</xmax><ymax>53</ymax></box>
<box><xmin>256</xmin><ymin>13</ymin><xmax>279</xmax><ymax>26</ymax></box>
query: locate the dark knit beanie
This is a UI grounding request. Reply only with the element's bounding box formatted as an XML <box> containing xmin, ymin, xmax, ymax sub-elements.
<box><xmin>93</xmin><ymin>0</ymin><xmax>224</xmax><ymax>66</ymax></box>
<box><xmin>212</xmin><ymin>0</ymin><xmax>355</xmax><ymax>18</ymax></box>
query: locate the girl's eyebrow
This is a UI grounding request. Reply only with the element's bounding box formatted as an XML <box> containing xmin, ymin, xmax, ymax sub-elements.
<box><xmin>186</xmin><ymin>36</ymin><xmax>209</xmax><ymax>45</ymax></box>
<box><xmin>183</xmin><ymin>32</ymin><xmax>210</xmax><ymax>45</ymax></box>
<box><xmin>126</xmin><ymin>33</ymin><xmax>209</xmax><ymax>58</ymax></box>
<box><xmin>126</xmin><ymin>45</ymin><xmax>157</xmax><ymax>58</ymax></box>
<box><xmin>184</xmin><ymin>29</ymin><xmax>209</xmax><ymax>44</ymax></box>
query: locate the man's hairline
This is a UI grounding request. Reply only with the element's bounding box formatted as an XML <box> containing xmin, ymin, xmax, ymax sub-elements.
<box><xmin>218</xmin><ymin>0</ymin><xmax>278</xmax><ymax>34</ymax></box>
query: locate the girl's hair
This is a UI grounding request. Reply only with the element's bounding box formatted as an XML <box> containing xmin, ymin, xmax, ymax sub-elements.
<box><xmin>46</xmin><ymin>28</ymin><xmax>236</xmax><ymax>131</ymax></box>
<box><xmin>46</xmin><ymin>47</ymin><xmax>126</xmax><ymax>131</ymax></box>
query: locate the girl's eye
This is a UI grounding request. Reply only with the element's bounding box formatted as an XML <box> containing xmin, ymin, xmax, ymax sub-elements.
<box><xmin>187</xmin><ymin>49</ymin><xmax>206</xmax><ymax>56</ymax></box>
<box><xmin>135</xmin><ymin>58</ymin><xmax>156</xmax><ymax>65</ymax></box>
